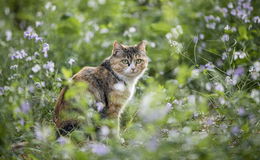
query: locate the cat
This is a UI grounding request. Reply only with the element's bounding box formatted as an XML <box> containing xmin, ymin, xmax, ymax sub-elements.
<box><xmin>54</xmin><ymin>41</ymin><xmax>148</xmax><ymax>138</ymax></box>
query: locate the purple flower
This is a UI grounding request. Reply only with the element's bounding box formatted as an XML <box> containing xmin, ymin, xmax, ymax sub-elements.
<box><xmin>10</xmin><ymin>50</ymin><xmax>28</xmax><ymax>60</ymax></box>
<box><xmin>193</xmin><ymin>36</ymin><xmax>199</xmax><ymax>43</ymax></box>
<box><xmin>237</xmin><ymin>108</ymin><xmax>246</xmax><ymax>116</ymax></box>
<box><xmin>43</xmin><ymin>61</ymin><xmax>55</xmax><ymax>72</ymax></box>
<box><xmin>42</xmin><ymin>43</ymin><xmax>49</xmax><ymax>53</ymax></box>
<box><xmin>0</xmin><ymin>87</ymin><xmax>4</xmax><ymax>96</ymax></box>
<box><xmin>96</xmin><ymin>102</ymin><xmax>104</xmax><ymax>112</ymax></box>
<box><xmin>24</xmin><ymin>31</ymin><xmax>31</xmax><ymax>38</ymax></box>
<box><xmin>234</xmin><ymin>67</ymin><xmax>244</xmax><ymax>76</ymax></box>
<box><xmin>221</xmin><ymin>34</ymin><xmax>229</xmax><ymax>42</ymax></box>
<box><xmin>20</xmin><ymin>101</ymin><xmax>31</xmax><ymax>113</ymax></box>
<box><xmin>205</xmin><ymin>62</ymin><xmax>215</xmax><ymax>70</ymax></box>
<box><xmin>57</xmin><ymin>136</ymin><xmax>68</xmax><ymax>145</ymax></box>
<box><xmin>89</xmin><ymin>143</ymin><xmax>110</xmax><ymax>156</ymax></box>
<box><xmin>231</xmin><ymin>126</ymin><xmax>240</xmax><ymax>136</ymax></box>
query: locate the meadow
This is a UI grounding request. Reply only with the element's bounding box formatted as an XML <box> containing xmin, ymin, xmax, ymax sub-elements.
<box><xmin>0</xmin><ymin>0</ymin><xmax>259</xmax><ymax>159</ymax></box>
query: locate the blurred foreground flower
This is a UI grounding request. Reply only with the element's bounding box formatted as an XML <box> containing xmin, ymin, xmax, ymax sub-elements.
<box><xmin>89</xmin><ymin>143</ymin><xmax>110</xmax><ymax>156</ymax></box>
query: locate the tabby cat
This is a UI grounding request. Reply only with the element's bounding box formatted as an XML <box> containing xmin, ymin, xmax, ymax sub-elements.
<box><xmin>54</xmin><ymin>41</ymin><xmax>148</xmax><ymax>138</ymax></box>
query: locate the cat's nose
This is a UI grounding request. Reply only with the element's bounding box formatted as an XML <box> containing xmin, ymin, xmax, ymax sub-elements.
<box><xmin>131</xmin><ymin>68</ymin><xmax>136</xmax><ymax>72</ymax></box>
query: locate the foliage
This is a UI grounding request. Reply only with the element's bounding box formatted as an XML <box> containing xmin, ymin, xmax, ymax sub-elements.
<box><xmin>0</xmin><ymin>0</ymin><xmax>259</xmax><ymax>159</ymax></box>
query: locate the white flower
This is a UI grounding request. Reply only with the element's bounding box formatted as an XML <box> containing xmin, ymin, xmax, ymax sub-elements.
<box><xmin>32</xmin><ymin>64</ymin><xmax>41</xmax><ymax>73</ymax></box>
<box><xmin>5</xmin><ymin>30</ymin><xmax>12</xmax><ymax>41</ymax></box>
<box><xmin>205</xmin><ymin>82</ymin><xmax>212</xmax><ymax>91</ymax></box>
<box><xmin>253</xmin><ymin>61</ymin><xmax>260</xmax><ymax>72</ymax></box>
<box><xmin>68</xmin><ymin>58</ymin><xmax>76</xmax><ymax>65</ymax></box>
<box><xmin>250</xmin><ymin>89</ymin><xmax>260</xmax><ymax>103</ymax></box>
<box><xmin>233</xmin><ymin>51</ymin><xmax>246</xmax><ymax>60</ymax></box>
<box><xmin>100</xmin><ymin>126</ymin><xmax>110</xmax><ymax>137</ymax></box>
<box><xmin>129</xmin><ymin>27</ymin><xmax>136</xmax><ymax>33</ymax></box>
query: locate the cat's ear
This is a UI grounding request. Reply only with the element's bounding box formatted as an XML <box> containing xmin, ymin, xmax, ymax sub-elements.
<box><xmin>113</xmin><ymin>41</ymin><xmax>123</xmax><ymax>50</ymax></box>
<box><xmin>136</xmin><ymin>41</ymin><xmax>146</xmax><ymax>52</ymax></box>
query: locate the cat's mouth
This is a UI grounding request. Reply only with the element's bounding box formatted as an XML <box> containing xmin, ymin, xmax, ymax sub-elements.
<box><xmin>126</xmin><ymin>71</ymin><xmax>140</xmax><ymax>77</ymax></box>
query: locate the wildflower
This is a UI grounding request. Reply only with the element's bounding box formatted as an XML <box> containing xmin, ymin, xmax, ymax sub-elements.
<box><xmin>233</xmin><ymin>51</ymin><xmax>246</xmax><ymax>60</ymax></box>
<box><xmin>29</xmin><ymin>33</ymin><xmax>38</xmax><ymax>40</ymax></box>
<box><xmin>35</xmin><ymin>21</ymin><xmax>43</xmax><ymax>27</ymax></box>
<box><xmin>19</xmin><ymin>119</ymin><xmax>25</xmax><ymax>126</ymax></box>
<box><xmin>199</xmin><ymin>34</ymin><xmax>204</xmax><ymax>39</ymax></box>
<box><xmin>100</xmin><ymin>28</ymin><xmax>109</xmax><ymax>34</ymax></box>
<box><xmin>24</xmin><ymin>31</ymin><xmax>31</xmax><ymax>39</ymax></box>
<box><xmin>237</xmin><ymin>108</ymin><xmax>245</xmax><ymax>116</ymax></box>
<box><xmin>5</xmin><ymin>30</ymin><xmax>12</xmax><ymax>41</ymax></box>
<box><xmin>191</xmin><ymin>69</ymin><xmax>200</xmax><ymax>78</ymax></box>
<box><xmin>253</xmin><ymin>61</ymin><xmax>260</xmax><ymax>72</ymax></box>
<box><xmin>193</xmin><ymin>36</ymin><xmax>198</xmax><ymax>43</ymax></box>
<box><xmin>228</xmin><ymin>2</ymin><xmax>233</xmax><ymax>9</ymax></box>
<box><xmin>234</xmin><ymin>67</ymin><xmax>244</xmax><ymax>76</ymax></box>
<box><xmin>10</xmin><ymin>50</ymin><xmax>27</xmax><ymax>60</ymax></box>
<box><xmin>231</xmin><ymin>126</ymin><xmax>240</xmax><ymax>136</ymax></box>
<box><xmin>100</xmin><ymin>126</ymin><xmax>110</xmax><ymax>137</ymax></box>
<box><xmin>89</xmin><ymin>143</ymin><xmax>110</xmax><ymax>156</ymax></box>
<box><xmin>35</xmin><ymin>124</ymin><xmax>52</xmax><ymax>142</ymax></box>
<box><xmin>145</xmin><ymin>136</ymin><xmax>158</xmax><ymax>151</ymax></box>
<box><xmin>57</xmin><ymin>136</ymin><xmax>69</xmax><ymax>145</ymax></box>
<box><xmin>205</xmin><ymin>62</ymin><xmax>215</xmax><ymax>70</ymax></box>
<box><xmin>10</xmin><ymin>65</ymin><xmax>18</xmax><ymax>70</ymax></box>
<box><xmin>250</xmin><ymin>89</ymin><xmax>260</xmax><ymax>103</ymax></box>
<box><xmin>187</xmin><ymin>95</ymin><xmax>196</xmax><ymax>105</ymax></box>
<box><xmin>225</xmin><ymin>76</ymin><xmax>233</xmax><ymax>85</ymax></box>
<box><xmin>206</xmin><ymin>23</ymin><xmax>216</xmax><ymax>29</ymax></box>
<box><xmin>129</xmin><ymin>27</ymin><xmax>136</xmax><ymax>33</ymax></box>
<box><xmin>25</xmin><ymin>56</ymin><xmax>33</xmax><ymax>61</ymax></box>
<box><xmin>222</xmin><ymin>52</ymin><xmax>228</xmax><ymax>60</ymax></box>
<box><xmin>150</xmin><ymin>42</ymin><xmax>156</xmax><ymax>48</ymax></box>
<box><xmin>68</xmin><ymin>58</ymin><xmax>76</xmax><ymax>65</ymax></box>
<box><xmin>253</xmin><ymin>16</ymin><xmax>260</xmax><ymax>24</ymax></box>
<box><xmin>84</xmin><ymin>31</ymin><xmax>94</xmax><ymax>42</ymax></box>
<box><xmin>219</xmin><ymin>97</ymin><xmax>226</xmax><ymax>105</ymax></box>
<box><xmin>221</xmin><ymin>34</ymin><xmax>229</xmax><ymax>42</ymax></box>
<box><xmin>0</xmin><ymin>87</ymin><xmax>4</xmax><ymax>96</ymax></box>
<box><xmin>205</xmin><ymin>82</ymin><xmax>212</xmax><ymax>91</ymax></box>
<box><xmin>35</xmin><ymin>36</ymin><xmax>43</xmax><ymax>42</ymax></box>
<box><xmin>35</xmin><ymin>82</ymin><xmax>45</xmax><ymax>88</ymax></box>
<box><xmin>20</xmin><ymin>101</ymin><xmax>31</xmax><ymax>113</ymax></box>
<box><xmin>96</xmin><ymin>102</ymin><xmax>105</xmax><ymax>112</ymax></box>
<box><xmin>214</xmin><ymin>82</ymin><xmax>224</xmax><ymax>92</ymax></box>
<box><xmin>42</xmin><ymin>43</ymin><xmax>49</xmax><ymax>53</ymax></box>
<box><xmin>32</xmin><ymin>64</ymin><xmax>41</xmax><ymax>73</ymax></box>
<box><xmin>43</xmin><ymin>61</ymin><xmax>55</xmax><ymax>72</ymax></box>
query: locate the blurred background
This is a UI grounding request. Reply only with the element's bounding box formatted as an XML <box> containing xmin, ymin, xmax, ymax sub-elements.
<box><xmin>0</xmin><ymin>0</ymin><xmax>260</xmax><ymax>159</ymax></box>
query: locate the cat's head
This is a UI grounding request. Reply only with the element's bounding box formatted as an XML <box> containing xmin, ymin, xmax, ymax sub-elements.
<box><xmin>109</xmin><ymin>41</ymin><xmax>148</xmax><ymax>79</ymax></box>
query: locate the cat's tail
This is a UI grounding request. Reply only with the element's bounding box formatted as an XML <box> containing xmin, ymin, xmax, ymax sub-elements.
<box><xmin>53</xmin><ymin>86</ymin><xmax>68</xmax><ymax>126</ymax></box>
<box><xmin>54</xmin><ymin>86</ymin><xmax>82</xmax><ymax>137</ymax></box>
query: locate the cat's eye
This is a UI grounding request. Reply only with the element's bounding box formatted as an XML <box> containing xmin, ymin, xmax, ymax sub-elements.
<box><xmin>121</xmin><ymin>59</ymin><xmax>129</xmax><ymax>64</ymax></box>
<box><xmin>136</xmin><ymin>59</ymin><xmax>143</xmax><ymax>64</ymax></box>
